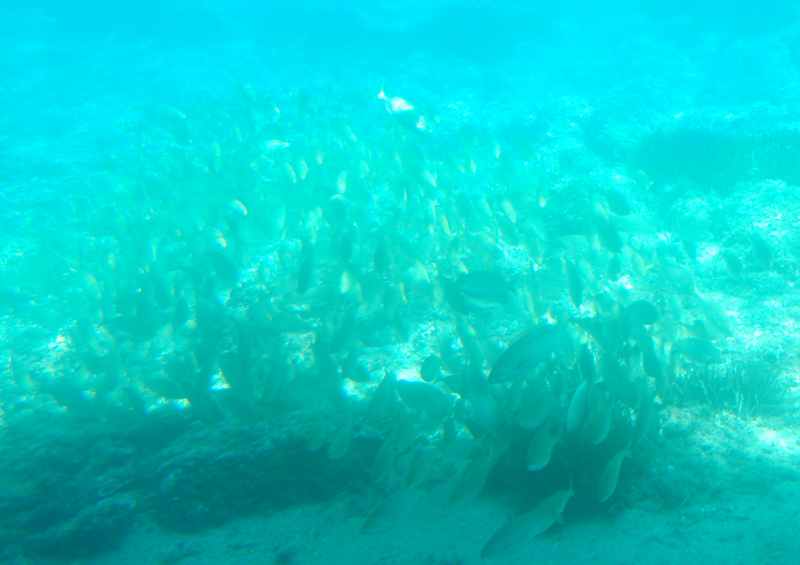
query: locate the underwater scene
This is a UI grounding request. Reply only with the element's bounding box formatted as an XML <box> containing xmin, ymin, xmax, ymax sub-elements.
<box><xmin>2</xmin><ymin>1</ymin><xmax>800</xmax><ymax>563</ymax></box>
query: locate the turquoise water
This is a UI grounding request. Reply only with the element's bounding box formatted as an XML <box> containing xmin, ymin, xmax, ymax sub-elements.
<box><xmin>2</xmin><ymin>3</ymin><xmax>800</xmax><ymax>563</ymax></box>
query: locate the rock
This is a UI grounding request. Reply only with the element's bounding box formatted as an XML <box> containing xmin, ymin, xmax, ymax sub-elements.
<box><xmin>25</xmin><ymin>495</ymin><xmax>137</xmax><ymax>559</ymax></box>
<box><xmin>149</xmin><ymin>420</ymin><xmax>379</xmax><ymax>532</ymax></box>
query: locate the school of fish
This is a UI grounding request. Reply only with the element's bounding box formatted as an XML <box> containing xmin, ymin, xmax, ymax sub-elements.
<box><xmin>0</xmin><ymin>85</ymin><xmax>739</xmax><ymax>552</ymax></box>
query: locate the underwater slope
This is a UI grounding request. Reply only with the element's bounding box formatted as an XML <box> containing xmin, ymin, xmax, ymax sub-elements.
<box><xmin>2</xmin><ymin>82</ymin><xmax>800</xmax><ymax>563</ymax></box>
<box><xmin>3</xmin><ymin>1</ymin><xmax>800</xmax><ymax>559</ymax></box>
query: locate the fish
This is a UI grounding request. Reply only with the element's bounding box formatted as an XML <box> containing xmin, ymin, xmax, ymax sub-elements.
<box><xmin>595</xmin><ymin>446</ymin><xmax>630</xmax><ymax>503</ymax></box>
<box><xmin>582</xmin><ymin>386</ymin><xmax>613</xmax><ymax>446</ymax></box>
<box><xmin>0</xmin><ymin>286</ymin><xmax>33</xmax><ymax>311</ymax></box>
<box><xmin>265</xmin><ymin>139</ymin><xmax>291</xmax><ymax>151</ymax></box>
<box><xmin>672</xmin><ymin>337</ymin><xmax>722</xmax><ymax>364</ymax></box>
<box><xmin>577</xmin><ymin>344</ymin><xmax>597</xmax><ymax>383</ymax></box>
<box><xmin>442</xmin><ymin>270</ymin><xmax>513</xmax><ymax>312</ymax></box>
<box><xmin>296</xmin><ymin>239</ymin><xmax>315</xmax><ymax>294</ymax></box>
<box><xmin>420</xmin><ymin>355</ymin><xmax>442</xmax><ymax>383</ymax></box>
<box><xmin>449</xmin><ymin>442</ymin><xmax>498</xmax><ymax>502</ymax></box>
<box><xmin>595</xmin><ymin>216</ymin><xmax>623</xmax><ymax>252</ymax></box>
<box><xmin>480</xmin><ymin>487</ymin><xmax>574</xmax><ymax>559</ymax></box>
<box><xmin>372</xmin><ymin>409</ymin><xmax>418</xmax><ymax>487</ymax></box>
<box><xmin>377</xmin><ymin>89</ymin><xmax>414</xmax><ymax>113</ymax></box>
<box><xmin>638</xmin><ymin>334</ymin><xmax>666</xmax><ymax>392</ymax></box>
<box><xmin>750</xmin><ymin>233</ymin><xmax>772</xmax><ymax>270</ymax></box>
<box><xmin>565</xmin><ymin>259</ymin><xmax>583</xmax><ymax>307</ymax></box>
<box><xmin>632</xmin><ymin>384</ymin><xmax>658</xmax><ymax>446</ymax></box>
<box><xmin>459</xmin><ymin>391</ymin><xmax>500</xmax><ymax>439</ymax></box>
<box><xmin>526</xmin><ymin>422</ymin><xmax>560</xmax><ymax>471</ymax></box>
<box><xmin>456</xmin><ymin>317</ymin><xmax>487</xmax><ymax>374</ymax></box>
<box><xmin>605</xmin><ymin>189</ymin><xmax>632</xmax><ymax>216</ymax></box>
<box><xmin>623</xmin><ymin>299</ymin><xmax>659</xmax><ymax>328</ymax></box>
<box><xmin>327</xmin><ymin>411</ymin><xmax>353</xmax><ymax>460</ymax></box>
<box><xmin>515</xmin><ymin>376</ymin><xmax>553</xmax><ymax>431</ymax></box>
<box><xmin>566</xmin><ymin>381</ymin><xmax>589</xmax><ymax>435</ymax></box>
<box><xmin>490</xmin><ymin>324</ymin><xmax>573</xmax><ymax>383</ymax></box>
<box><xmin>694</xmin><ymin>291</ymin><xmax>733</xmax><ymax>337</ymax></box>
<box><xmin>723</xmin><ymin>251</ymin><xmax>743</xmax><ymax>276</ymax></box>
<box><xmin>396</xmin><ymin>378</ymin><xmax>452</xmax><ymax>424</ymax></box>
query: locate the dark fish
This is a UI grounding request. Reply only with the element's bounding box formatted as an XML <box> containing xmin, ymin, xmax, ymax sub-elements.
<box><xmin>578</xmin><ymin>344</ymin><xmax>597</xmax><ymax>382</ymax></box>
<box><xmin>565</xmin><ymin>260</ymin><xmax>583</xmax><ymax>307</ymax></box>
<box><xmin>335</xmin><ymin>230</ymin><xmax>355</xmax><ymax>264</ymax></box>
<box><xmin>0</xmin><ymin>287</ymin><xmax>33</xmax><ymax>311</ymax></box>
<box><xmin>208</xmin><ymin>246</ymin><xmax>239</xmax><ymax>284</ymax></box>
<box><xmin>480</xmin><ymin>487</ymin><xmax>574</xmax><ymax>559</ymax></box>
<box><xmin>396</xmin><ymin>379</ymin><xmax>451</xmax><ymax>422</ymax></box>
<box><xmin>723</xmin><ymin>251</ymin><xmax>743</xmax><ymax>276</ymax></box>
<box><xmin>750</xmin><ymin>233</ymin><xmax>772</xmax><ymax>270</ymax></box>
<box><xmin>343</xmin><ymin>352</ymin><xmax>370</xmax><ymax>382</ymax></box>
<box><xmin>683</xmin><ymin>239</ymin><xmax>697</xmax><ymax>261</ymax></box>
<box><xmin>606</xmin><ymin>190</ymin><xmax>631</xmax><ymax>216</ymax></box>
<box><xmin>623</xmin><ymin>299</ymin><xmax>659</xmax><ymax>328</ymax></box>
<box><xmin>420</xmin><ymin>355</ymin><xmax>442</xmax><ymax>382</ymax></box>
<box><xmin>373</xmin><ymin>237</ymin><xmax>390</xmax><ymax>273</ymax></box>
<box><xmin>596</xmin><ymin>216</ymin><xmax>623</xmax><ymax>252</ymax></box>
<box><xmin>459</xmin><ymin>392</ymin><xmax>499</xmax><ymax>439</ymax></box>
<box><xmin>297</xmin><ymin>239</ymin><xmax>315</xmax><ymax>294</ymax></box>
<box><xmin>443</xmin><ymin>270</ymin><xmax>512</xmax><ymax>312</ymax></box>
<box><xmin>459</xmin><ymin>271</ymin><xmax>512</xmax><ymax>302</ymax></box>
<box><xmin>575</xmin><ymin>315</ymin><xmax>624</xmax><ymax>354</ymax></box>
<box><xmin>672</xmin><ymin>337</ymin><xmax>722</xmax><ymax>364</ymax></box>
<box><xmin>607</xmin><ymin>255</ymin><xmax>622</xmax><ymax>279</ymax></box>
<box><xmin>639</xmin><ymin>334</ymin><xmax>665</xmax><ymax>389</ymax></box>
<box><xmin>490</xmin><ymin>324</ymin><xmax>573</xmax><ymax>383</ymax></box>
<box><xmin>599</xmin><ymin>353</ymin><xmax>630</xmax><ymax>396</ymax></box>
<box><xmin>595</xmin><ymin>447</ymin><xmax>630</xmax><ymax>503</ymax></box>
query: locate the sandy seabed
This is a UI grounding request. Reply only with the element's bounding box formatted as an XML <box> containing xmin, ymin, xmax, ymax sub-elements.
<box><xmin>73</xmin><ymin>409</ymin><xmax>800</xmax><ymax>565</ymax></box>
